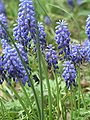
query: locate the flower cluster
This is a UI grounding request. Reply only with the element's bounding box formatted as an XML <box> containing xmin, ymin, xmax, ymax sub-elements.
<box><xmin>55</xmin><ymin>20</ymin><xmax>70</xmax><ymax>60</ymax></box>
<box><xmin>82</xmin><ymin>40</ymin><xmax>90</xmax><ymax>62</ymax></box>
<box><xmin>0</xmin><ymin>0</ymin><xmax>31</xmax><ymax>86</ymax></box>
<box><xmin>34</xmin><ymin>22</ymin><xmax>46</xmax><ymax>52</ymax></box>
<box><xmin>86</xmin><ymin>15</ymin><xmax>90</xmax><ymax>40</ymax></box>
<box><xmin>62</xmin><ymin>61</ymin><xmax>77</xmax><ymax>89</ymax></box>
<box><xmin>69</xmin><ymin>43</ymin><xmax>86</xmax><ymax>65</ymax></box>
<box><xmin>46</xmin><ymin>44</ymin><xmax>58</xmax><ymax>70</ymax></box>
<box><xmin>38</xmin><ymin>22</ymin><xmax>46</xmax><ymax>52</ymax></box>
<box><xmin>54</xmin><ymin>18</ymin><xmax>89</xmax><ymax>88</ymax></box>
<box><xmin>13</xmin><ymin>0</ymin><xmax>36</xmax><ymax>48</ymax></box>
<box><xmin>0</xmin><ymin>0</ymin><xmax>47</xmax><ymax>86</ymax></box>
<box><xmin>2</xmin><ymin>42</ymin><xmax>30</xmax><ymax>86</ymax></box>
<box><xmin>61</xmin><ymin>14</ymin><xmax>90</xmax><ymax>88</ymax></box>
<box><xmin>0</xmin><ymin>13</ymin><xmax>8</xmax><ymax>39</ymax></box>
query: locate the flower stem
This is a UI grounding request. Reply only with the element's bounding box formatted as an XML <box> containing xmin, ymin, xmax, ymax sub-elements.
<box><xmin>77</xmin><ymin>67</ymin><xmax>86</xmax><ymax>112</ymax></box>
<box><xmin>41</xmin><ymin>55</ymin><xmax>52</xmax><ymax>120</ymax></box>
<box><xmin>70</xmin><ymin>88</ymin><xmax>73</xmax><ymax>120</ymax></box>
<box><xmin>19</xmin><ymin>81</ymin><xmax>38</xmax><ymax>119</ymax></box>
<box><xmin>54</xmin><ymin>72</ymin><xmax>60</xmax><ymax>119</ymax></box>
<box><xmin>10</xmin><ymin>85</ymin><xmax>32</xmax><ymax>120</ymax></box>
<box><xmin>37</xmin><ymin>41</ymin><xmax>44</xmax><ymax>120</ymax></box>
<box><xmin>77</xmin><ymin>67</ymin><xmax>81</xmax><ymax>117</ymax></box>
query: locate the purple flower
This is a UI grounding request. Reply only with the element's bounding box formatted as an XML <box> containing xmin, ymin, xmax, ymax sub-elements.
<box><xmin>69</xmin><ymin>43</ymin><xmax>85</xmax><ymax>64</ymax></box>
<box><xmin>44</xmin><ymin>16</ymin><xmax>51</xmax><ymax>25</ymax></box>
<box><xmin>38</xmin><ymin>22</ymin><xmax>47</xmax><ymax>52</ymax></box>
<box><xmin>62</xmin><ymin>60</ymin><xmax>77</xmax><ymax>89</ymax></box>
<box><xmin>86</xmin><ymin>15</ymin><xmax>90</xmax><ymax>41</ymax></box>
<box><xmin>46</xmin><ymin>44</ymin><xmax>58</xmax><ymax>70</ymax></box>
<box><xmin>2</xmin><ymin>42</ymin><xmax>30</xmax><ymax>86</ymax></box>
<box><xmin>13</xmin><ymin>0</ymin><xmax>36</xmax><ymax>48</ymax></box>
<box><xmin>0</xmin><ymin>13</ymin><xmax>8</xmax><ymax>39</ymax></box>
<box><xmin>34</xmin><ymin>22</ymin><xmax>46</xmax><ymax>52</ymax></box>
<box><xmin>55</xmin><ymin>20</ymin><xmax>70</xmax><ymax>60</ymax></box>
<box><xmin>77</xmin><ymin>0</ymin><xmax>83</xmax><ymax>5</ymax></box>
<box><xmin>67</xmin><ymin>0</ymin><xmax>74</xmax><ymax>8</ymax></box>
<box><xmin>1</xmin><ymin>39</ymin><xmax>9</xmax><ymax>49</ymax></box>
<box><xmin>0</xmin><ymin>0</ymin><xmax>6</xmax><ymax>14</ymax></box>
<box><xmin>82</xmin><ymin>40</ymin><xmax>90</xmax><ymax>62</ymax></box>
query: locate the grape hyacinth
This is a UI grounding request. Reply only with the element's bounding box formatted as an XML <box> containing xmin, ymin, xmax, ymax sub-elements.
<box><xmin>0</xmin><ymin>0</ymin><xmax>6</xmax><ymax>14</ymax></box>
<box><xmin>69</xmin><ymin>43</ymin><xmax>86</xmax><ymax>65</ymax></box>
<box><xmin>62</xmin><ymin>61</ymin><xmax>77</xmax><ymax>89</ymax></box>
<box><xmin>0</xmin><ymin>13</ymin><xmax>8</xmax><ymax>39</ymax></box>
<box><xmin>34</xmin><ymin>22</ymin><xmax>46</xmax><ymax>52</ymax></box>
<box><xmin>13</xmin><ymin>0</ymin><xmax>36</xmax><ymax>48</ymax></box>
<box><xmin>82</xmin><ymin>40</ymin><xmax>90</xmax><ymax>62</ymax></box>
<box><xmin>2</xmin><ymin>42</ymin><xmax>30</xmax><ymax>86</ymax></box>
<box><xmin>86</xmin><ymin>15</ymin><xmax>90</xmax><ymax>40</ymax></box>
<box><xmin>46</xmin><ymin>44</ymin><xmax>58</xmax><ymax>70</ymax></box>
<box><xmin>44</xmin><ymin>16</ymin><xmax>51</xmax><ymax>25</ymax></box>
<box><xmin>67</xmin><ymin>0</ymin><xmax>74</xmax><ymax>8</ymax></box>
<box><xmin>77</xmin><ymin>0</ymin><xmax>83</xmax><ymax>5</ymax></box>
<box><xmin>55</xmin><ymin>20</ymin><xmax>70</xmax><ymax>60</ymax></box>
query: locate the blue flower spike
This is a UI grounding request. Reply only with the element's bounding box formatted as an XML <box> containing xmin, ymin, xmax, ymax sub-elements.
<box><xmin>55</xmin><ymin>20</ymin><xmax>70</xmax><ymax>60</ymax></box>
<box><xmin>62</xmin><ymin>61</ymin><xmax>77</xmax><ymax>89</ymax></box>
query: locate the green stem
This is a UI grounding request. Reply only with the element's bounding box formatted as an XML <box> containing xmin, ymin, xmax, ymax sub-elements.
<box><xmin>54</xmin><ymin>72</ymin><xmax>60</xmax><ymax>119</ymax></box>
<box><xmin>77</xmin><ymin>68</ymin><xmax>86</xmax><ymax>111</ymax></box>
<box><xmin>36</xmin><ymin>35</ymin><xmax>44</xmax><ymax>120</ymax></box>
<box><xmin>81</xmin><ymin>89</ymin><xmax>86</xmax><ymax>110</ymax></box>
<box><xmin>73</xmin><ymin>89</ymin><xmax>77</xmax><ymax>118</ymax></box>
<box><xmin>10</xmin><ymin>85</ymin><xmax>31</xmax><ymax>120</ymax></box>
<box><xmin>38</xmin><ymin>52</ymin><xmax>44</xmax><ymax>120</ymax></box>
<box><xmin>19</xmin><ymin>81</ymin><xmax>38</xmax><ymax>119</ymax></box>
<box><xmin>77</xmin><ymin>67</ymin><xmax>81</xmax><ymax>117</ymax></box>
<box><xmin>59</xmin><ymin>79</ymin><xmax>65</xmax><ymax>120</ymax></box>
<box><xmin>70</xmin><ymin>89</ymin><xmax>73</xmax><ymax>120</ymax></box>
<box><xmin>41</xmin><ymin>56</ymin><xmax>52</xmax><ymax>120</ymax></box>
